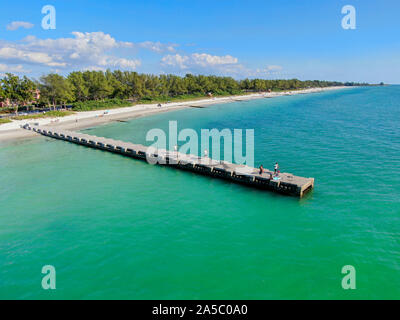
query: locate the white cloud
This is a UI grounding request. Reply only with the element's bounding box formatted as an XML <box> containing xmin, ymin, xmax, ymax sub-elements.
<box><xmin>0</xmin><ymin>32</ymin><xmax>181</xmax><ymax>74</ymax></box>
<box><xmin>0</xmin><ymin>63</ymin><xmax>30</xmax><ymax>73</ymax></box>
<box><xmin>160</xmin><ymin>52</ymin><xmax>250</xmax><ymax>76</ymax></box>
<box><xmin>266</xmin><ymin>65</ymin><xmax>283</xmax><ymax>71</ymax></box>
<box><xmin>161</xmin><ymin>53</ymin><xmax>239</xmax><ymax>70</ymax></box>
<box><xmin>161</xmin><ymin>53</ymin><xmax>286</xmax><ymax>78</ymax></box>
<box><xmin>0</xmin><ymin>31</ymin><xmax>283</xmax><ymax>79</ymax></box>
<box><xmin>161</xmin><ymin>54</ymin><xmax>190</xmax><ymax>69</ymax></box>
<box><xmin>191</xmin><ymin>53</ymin><xmax>238</xmax><ymax>67</ymax></box>
<box><xmin>0</xmin><ymin>31</ymin><xmax>141</xmax><ymax>71</ymax></box>
<box><xmin>6</xmin><ymin>21</ymin><xmax>34</xmax><ymax>31</ymax></box>
<box><xmin>98</xmin><ymin>56</ymin><xmax>141</xmax><ymax>69</ymax></box>
<box><xmin>23</xmin><ymin>32</ymin><xmax>121</xmax><ymax>57</ymax></box>
<box><xmin>0</xmin><ymin>47</ymin><xmax>65</xmax><ymax>67</ymax></box>
<box><xmin>82</xmin><ymin>66</ymin><xmax>107</xmax><ymax>72</ymax></box>
<box><xmin>254</xmin><ymin>65</ymin><xmax>286</xmax><ymax>77</ymax></box>
<box><xmin>138</xmin><ymin>41</ymin><xmax>178</xmax><ymax>53</ymax></box>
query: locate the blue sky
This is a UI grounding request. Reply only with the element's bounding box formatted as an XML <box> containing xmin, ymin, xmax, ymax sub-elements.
<box><xmin>0</xmin><ymin>0</ymin><xmax>399</xmax><ymax>83</ymax></box>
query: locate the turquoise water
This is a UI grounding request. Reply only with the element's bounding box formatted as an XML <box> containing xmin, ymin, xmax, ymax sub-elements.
<box><xmin>1</xmin><ymin>86</ymin><xmax>399</xmax><ymax>299</ymax></box>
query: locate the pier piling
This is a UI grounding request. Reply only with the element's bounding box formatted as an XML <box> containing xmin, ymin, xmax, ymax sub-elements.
<box><xmin>24</xmin><ymin>124</ymin><xmax>314</xmax><ymax>198</ymax></box>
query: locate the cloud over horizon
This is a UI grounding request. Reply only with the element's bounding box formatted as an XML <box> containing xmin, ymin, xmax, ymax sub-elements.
<box><xmin>160</xmin><ymin>53</ymin><xmax>283</xmax><ymax>78</ymax></box>
<box><xmin>0</xmin><ymin>31</ymin><xmax>283</xmax><ymax>79</ymax></box>
<box><xmin>161</xmin><ymin>53</ymin><xmax>247</xmax><ymax>76</ymax></box>
<box><xmin>161</xmin><ymin>53</ymin><xmax>239</xmax><ymax>69</ymax></box>
<box><xmin>138</xmin><ymin>41</ymin><xmax>178</xmax><ymax>53</ymax></box>
<box><xmin>0</xmin><ymin>32</ymin><xmax>144</xmax><ymax>72</ymax></box>
<box><xmin>6</xmin><ymin>21</ymin><xmax>34</xmax><ymax>31</ymax></box>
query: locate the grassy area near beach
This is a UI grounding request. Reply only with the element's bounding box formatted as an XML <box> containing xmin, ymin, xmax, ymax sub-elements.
<box><xmin>72</xmin><ymin>99</ymin><xmax>132</xmax><ymax>111</ymax></box>
<box><xmin>0</xmin><ymin>118</ymin><xmax>12</xmax><ymax>125</ymax></box>
<box><xmin>11</xmin><ymin>111</ymin><xmax>75</xmax><ymax>120</ymax></box>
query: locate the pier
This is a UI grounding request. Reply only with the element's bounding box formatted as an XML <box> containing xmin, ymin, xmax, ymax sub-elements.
<box><xmin>23</xmin><ymin>125</ymin><xmax>314</xmax><ymax>198</ymax></box>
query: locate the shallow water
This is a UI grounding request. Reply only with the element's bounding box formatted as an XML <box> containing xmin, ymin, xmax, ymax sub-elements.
<box><xmin>1</xmin><ymin>86</ymin><xmax>399</xmax><ymax>299</ymax></box>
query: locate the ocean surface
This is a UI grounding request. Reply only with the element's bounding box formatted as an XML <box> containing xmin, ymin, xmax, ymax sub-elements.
<box><xmin>1</xmin><ymin>86</ymin><xmax>399</xmax><ymax>299</ymax></box>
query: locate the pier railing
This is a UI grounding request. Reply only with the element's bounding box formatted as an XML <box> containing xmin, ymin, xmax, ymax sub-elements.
<box><xmin>24</xmin><ymin>124</ymin><xmax>314</xmax><ymax>198</ymax></box>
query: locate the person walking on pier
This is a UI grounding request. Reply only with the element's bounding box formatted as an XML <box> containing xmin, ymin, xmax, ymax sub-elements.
<box><xmin>274</xmin><ymin>162</ymin><xmax>279</xmax><ymax>175</ymax></box>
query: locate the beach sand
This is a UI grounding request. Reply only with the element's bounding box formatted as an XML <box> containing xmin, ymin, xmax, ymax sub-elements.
<box><xmin>0</xmin><ymin>86</ymin><xmax>346</xmax><ymax>142</ymax></box>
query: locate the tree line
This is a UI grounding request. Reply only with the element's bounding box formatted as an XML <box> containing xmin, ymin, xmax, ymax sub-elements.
<box><xmin>0</xmin><ymin>70</ymin><xmax>369</xmax><ymax>110</ymax></box>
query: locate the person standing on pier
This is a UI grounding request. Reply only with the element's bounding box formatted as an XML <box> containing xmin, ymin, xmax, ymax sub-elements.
<box><xmin>274</xmin><ymin>162</ymin><xmax>279</xmax><ymax>175</ymax></box>
<box><xmin>204</xmin><ymin>149</ymin><xmax>210</xmax><ymax>164</ymax></box>
<box><xmin>174</xmin><ymin>145</ymin><xmax>178</xmax><ymax>161</ymax></box>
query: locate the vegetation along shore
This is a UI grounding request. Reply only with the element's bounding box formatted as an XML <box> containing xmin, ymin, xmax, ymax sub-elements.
<box><xmin>0</xmin><ymin>70</ymin><xmax>371</xmax><ymax>141</ymax></box>
<box><xmin>1</xmin><ymin>70</ymin><xmax>370</xmax><ymax>113</ymax></box>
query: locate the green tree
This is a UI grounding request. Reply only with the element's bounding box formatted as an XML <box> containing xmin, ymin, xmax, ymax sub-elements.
<box><xmin>83</xmin><ymin>71</ymin><xmax>113</xmax><ymax>100</ymax></box>
<box><xmin>1</xmin><ymin>69</ymin><xmax>368</xmax><ymax>112</ymax></box>
<box><xmin>39</xmin><ymin>74</ymin><xmax>74</xmax><ymax>109</ymax></box>
<box><xmin>1</xmin><ymin>73</ymin><xmax>22</xmax><ymax>114</ymax></box>
<box><xmin>18</xmin><ymin>76</ymin><xmax>36</xmax><ymax>110</ymax></box>
<box><xmin>0</xmin><ymin>81</ymin><xmax>6</xmax><ymax>105</ymax></box>
<box><xmin>68</xmin><ymin>72</ymin><xmax>89</xmax><ymax>102</ymax></box>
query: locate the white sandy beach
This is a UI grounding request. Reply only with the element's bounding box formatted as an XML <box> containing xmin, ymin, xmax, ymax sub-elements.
<box><xmin>0</xmin><ymin>86</ymin><xmax>346</xmax><ymax>142</ymax></box>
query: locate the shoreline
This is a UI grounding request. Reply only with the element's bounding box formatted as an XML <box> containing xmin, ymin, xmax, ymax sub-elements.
<box><xmin>0</xmin><ymin>86</ymin><xmax>347</xmax><ymax>142</ymax></box>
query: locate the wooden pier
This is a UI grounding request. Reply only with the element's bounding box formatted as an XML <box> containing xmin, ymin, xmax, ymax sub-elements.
<box><xmin>23</xmin><ymin>125</ymin><xmax>314</xmax><ymax>198</ymax></box>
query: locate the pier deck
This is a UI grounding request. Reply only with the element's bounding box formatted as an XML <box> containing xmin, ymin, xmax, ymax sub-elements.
<box><xmin>24</xmin><ymin>125</ymin><xmax>314</xmax><ymax>198</ymax></box>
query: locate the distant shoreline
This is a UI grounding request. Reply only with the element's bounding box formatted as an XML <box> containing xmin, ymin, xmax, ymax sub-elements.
<box><xmin>0</xmin><ymin>86</ymin><xmax>349</xmax><ymax>142</ymax></box>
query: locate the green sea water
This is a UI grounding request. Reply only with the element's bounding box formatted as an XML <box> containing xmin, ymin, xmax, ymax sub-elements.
<box><xmin>1</xmin><ymin>86</ymin><xmax>399</xmax><ymax>299</ymax></box>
